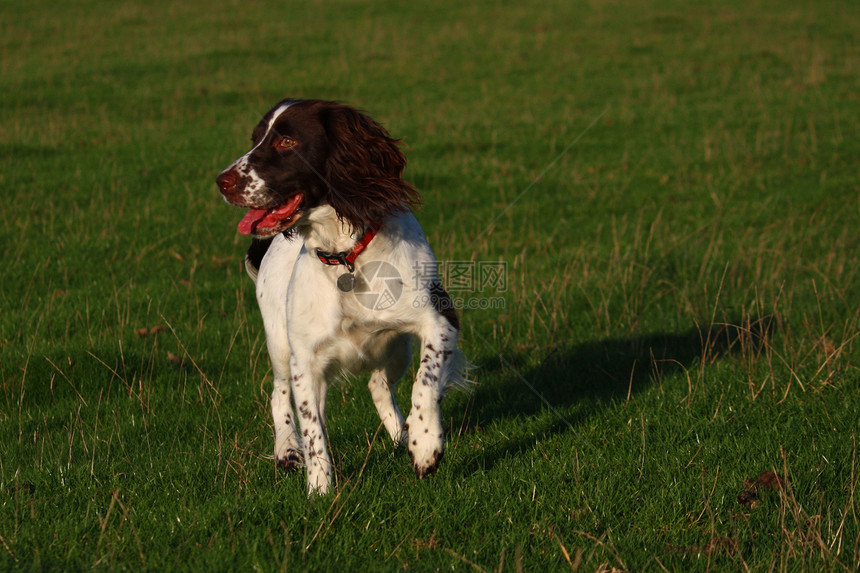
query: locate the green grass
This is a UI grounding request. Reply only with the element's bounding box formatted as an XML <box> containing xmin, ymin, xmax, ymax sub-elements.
<box><xmin>1</xmin><ymin>0</ymin><xmax>859</xmax><ymax>570</ymax></box>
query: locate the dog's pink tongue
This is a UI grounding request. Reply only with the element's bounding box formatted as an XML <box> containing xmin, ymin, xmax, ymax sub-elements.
<box><xmin>238</xmin><ymin>209</ymin><xmax>268</xmax><ymax>235</ymax></box>
<box><xmin>237</xmin><ymin>194</ymin><xmax>303</xmax><ymax>236</ymax></box>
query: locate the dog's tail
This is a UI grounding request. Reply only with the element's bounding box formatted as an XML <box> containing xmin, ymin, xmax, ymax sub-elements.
<box><xmin>443</xmin><ymin>349</ymin><xmax>475</xmax><ymax>393</ymax></box>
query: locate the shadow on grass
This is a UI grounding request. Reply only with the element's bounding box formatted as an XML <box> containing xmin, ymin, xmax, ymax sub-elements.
<box><xmin>453</xmin><ymin>317</ymin><xmax>774</xmax><ymax>473</ymax></box>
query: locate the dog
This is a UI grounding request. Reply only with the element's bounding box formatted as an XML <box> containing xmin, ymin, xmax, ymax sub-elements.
<box><xmin>216</xmin><ymin>99</ymin><xmax>468</xmax><ymax>494</ymax></box>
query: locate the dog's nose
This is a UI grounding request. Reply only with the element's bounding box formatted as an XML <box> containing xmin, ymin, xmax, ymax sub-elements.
<box><xmin>216</xmin><ymin>170</ymin><xmax>240</xmax><ymax>195</ymax></box>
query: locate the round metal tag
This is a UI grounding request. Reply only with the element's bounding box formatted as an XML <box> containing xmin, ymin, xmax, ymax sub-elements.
<box><xmin>337</xmin><ymin>273</ymin><xmax>355</xmax><ymax>292</ymax></box>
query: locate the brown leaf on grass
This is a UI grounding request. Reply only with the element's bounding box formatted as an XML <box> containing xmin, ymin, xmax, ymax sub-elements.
<box><xmin>816</xmin><ymin>336</ymin><xmax>839</xmax><ymax>360</ymax></box>
<box><xmin>737</xmin><ymin>470</ymin><xmax>786</xmax><ymax>508</ymax></box>
<box><xmin>136</xmin><ymin>325</ymin><xmax>165</xmax><ymax>337</ymax></box>
<box><xmin>167</xmin><ymin>352</ymin><xmax>185</xmax><ymax>366</ymax></box>
<box><xmin>756</xmin><ymin>470</ymin><xmax>784</xmax><ymax>491</ymax></box>
<box><xmin>737</xmin><ymin>490</ymin><xmax>760</xmax><ymax>509</ymax></box>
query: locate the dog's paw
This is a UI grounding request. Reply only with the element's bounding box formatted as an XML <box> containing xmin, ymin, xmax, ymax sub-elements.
<box><xmin>410</xmin><ymin>448</ymin><xmax>444</xmax><ymax>479</ymax></box>
<box><xmin>276</xmin><ymin>449</ymin><xmax>304</xmax><ymax>473</ymax></box>
<box><xmin>404</xmin><ymin>413</ymin><xmax>446</xmax><ymax>479</ymax></box>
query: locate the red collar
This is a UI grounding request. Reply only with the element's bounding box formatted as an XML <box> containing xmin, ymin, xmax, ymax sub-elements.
<box><xmin>315</xmin><ymin>222</ymin><xmax>382</xmax><ymax>272</ymax></box>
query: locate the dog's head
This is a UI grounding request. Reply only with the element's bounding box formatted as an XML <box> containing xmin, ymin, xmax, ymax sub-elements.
<box><xmin>216</xmin><ymin>99</ymin><xmax>419</xmax><ymax>238</ymax></box>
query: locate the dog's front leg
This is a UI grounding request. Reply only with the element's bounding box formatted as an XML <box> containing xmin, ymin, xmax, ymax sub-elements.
<box><xmin>368</xmin><ymin>334</ymin><xmax>411</xmax><ymax>445</ymax></box>
<box><xmin>261</xmin><ymin>321</ymin><xmax>303</xmax><ymax>473</ymax></box>
<box><xmin>404</xmin><ymin>320</ymin><xmax>459</xmax><ymax>478</ymax></box>
<box><xmin>289</xmin><ymin>354</ymin><xmax>332</xmax><ymax>494</ymax></box>
<box><xmin>255</xmin><ymin>235</ymin><xmax>305</xmax><ymax>472</ymax></box>
<box><xmin>266</xmin><ymin>312</ymin><xmax>303</xmax><ymax>472</ymax></box>
<box><xmin>271</xmin><ymin>370</ymin><xmax>303</xmax><ymax>472</ymax></box>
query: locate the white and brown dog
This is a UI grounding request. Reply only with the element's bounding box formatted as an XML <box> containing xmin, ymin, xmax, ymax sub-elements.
<box><xmin>216</xmin><ymin>99</ymin><xmax>467</xmax><ymax>494</ymax></box>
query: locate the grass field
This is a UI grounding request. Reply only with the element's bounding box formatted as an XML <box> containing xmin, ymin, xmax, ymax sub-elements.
<box><xmin>1</xmin><ymin>0</ymin><xmax>859</xmax><ymax>570</ymax></box>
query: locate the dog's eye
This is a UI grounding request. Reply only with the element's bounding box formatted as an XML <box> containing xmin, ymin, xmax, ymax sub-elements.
<box><xmin>273</xmin><ymin>137</ymin><xmax>298</xmax><ymax>152</ymax></box>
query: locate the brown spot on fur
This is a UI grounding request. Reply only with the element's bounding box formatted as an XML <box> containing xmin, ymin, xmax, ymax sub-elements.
<box><xmin>429</xmin><ymin>282</ymin><xmax>459</xmax><ymax>330</ymax></box>
<box><xmin>277</xmin><ymin>450</ymin><xmax>304</xmax><ymax>473</ymax></box>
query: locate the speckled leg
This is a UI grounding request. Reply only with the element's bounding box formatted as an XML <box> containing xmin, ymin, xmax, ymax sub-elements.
<box><xmin>271</xmin><ymin>373</ymin><xmax>303</xmax><ymax>472</ymax></box>
<box><xmin>404</xmin><ymin>323</ymin><xmax>459</xmax><ymax>478</ymax></box>
<box><xmin>254</xmin><ymin>234</ymin><xmax>305</xmax><ymax>472</ymax></box>
<box><xmin>290</xmin><ymin>355</ymin><xmax>332</xmax><ymax>494</ymax></box>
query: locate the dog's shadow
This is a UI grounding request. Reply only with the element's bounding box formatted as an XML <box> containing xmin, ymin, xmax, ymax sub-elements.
<box><xmin>450</xmin><ymin>317</ymin><xmax>773</xmax><ymax>475</ymax></box>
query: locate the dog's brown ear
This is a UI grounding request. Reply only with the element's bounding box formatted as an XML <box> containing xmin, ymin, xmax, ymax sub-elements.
<box><xmin>321</xmin><ymin>104</ymin><xmax>420</xmax><ymax>230</ymax></box>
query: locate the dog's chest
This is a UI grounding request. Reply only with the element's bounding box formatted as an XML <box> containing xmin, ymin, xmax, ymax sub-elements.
<box><xmin>326</xmin><ymin>318</ymin><xmax>400</xmax><ymax>372</ymax></box>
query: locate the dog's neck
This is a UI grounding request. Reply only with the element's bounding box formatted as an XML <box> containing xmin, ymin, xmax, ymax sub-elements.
<box><xmin>298</xmin><ymin>205</ymin><xmax>369</xmax><ymax>254</ymax></box>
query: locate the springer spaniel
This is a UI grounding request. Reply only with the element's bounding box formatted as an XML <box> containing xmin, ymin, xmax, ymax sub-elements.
<box><xmin>216</xmin><ymin>99</ymin><xmax>467</xmax><ymax>494</ymax></box>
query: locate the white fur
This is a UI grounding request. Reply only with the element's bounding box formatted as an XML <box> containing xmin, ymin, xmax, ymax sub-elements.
<box><xmin>252</xmin><ymin>207</ymin><xmax>467</xmax><ymax>494</ymax></box>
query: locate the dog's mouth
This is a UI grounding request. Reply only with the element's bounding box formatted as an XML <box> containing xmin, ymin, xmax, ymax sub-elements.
<box><xmin>238</xmin><ymin>193</ymin><xmax>304</xmax><ymax>237</ymax></box>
